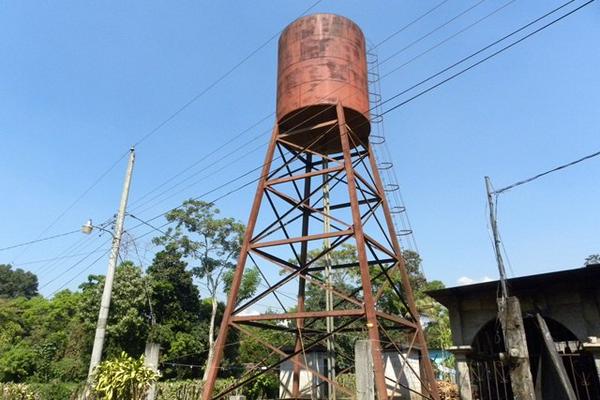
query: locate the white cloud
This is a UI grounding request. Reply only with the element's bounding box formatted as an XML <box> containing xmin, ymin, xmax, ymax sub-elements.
<box><xmin>457</xmin><ymin>276</ymin><xmax>494</xmax><ymax>286</ymax></box>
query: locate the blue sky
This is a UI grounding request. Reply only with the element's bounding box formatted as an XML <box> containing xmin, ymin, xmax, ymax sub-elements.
<box><xmin>1</xmin><ymin>1</ymin><xmax>598</xmax><ymax>298</ymax></box>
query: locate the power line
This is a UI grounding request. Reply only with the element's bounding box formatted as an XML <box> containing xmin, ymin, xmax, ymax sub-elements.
<box><xmin>380</xmin><ymin>0</ymin><xmax>594</xmax><ymax>116</ymax></box>
<box><xmin>132</xmin><ymin>0</ymin><xmax>323</xmax><ymax>148</ymax></box>
<box><xmin>49</xmin><ymin>248</ymin><xmax>112</xmax><ymax>297</ymax></box>
<box><xmin>40</xmin><ymin>239</ymin><xmax>111</xmax><ymax>290</ymax></box>
<box><xmin>130</xmin><ymin>136</ymin><xmax>269</xmax><ymax>214</ymax></box>
<box><xmin>379</xmin><ymin>0</ymin><xmax>490</xmax><ymax>65</ymax></box>
<box><xmin>380</xmin><ymin>0</ymin><xmax>517</xmax><ymax>79</ymax></box>
<box><xmin>494</xmin><ymin>149</ymin><xmax>600</xmax><ymax>195</ymax></box>
<box><xmin>9</xmin><ymin>152</ymin><xmax>126</xmax><ymax>263</ymax></box>
<box><xmin>14</xmin><ymin>249</ymin><xmax>109</xmax><ymax>267</ymax></box>
<box><xmin>0</xmin><ymin>230</ymin><xmax>80</xmax><ymax>252</ymax></box>
<box><xmin>373</xmin><ymin>0</ymin><xmax>451</xmax><ymax>49</ymax></box>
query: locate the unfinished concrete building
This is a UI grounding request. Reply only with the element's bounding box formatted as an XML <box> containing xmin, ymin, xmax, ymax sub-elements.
<box><xmin>428</xmin><ymin>263</ymin><xmax>600</xmax><ymax>400</ymax></box>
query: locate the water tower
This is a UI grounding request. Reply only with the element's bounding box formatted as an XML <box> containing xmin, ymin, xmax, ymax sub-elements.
<box><xmin>202</xmin><ymin>14</ymin><xmax>439</xmax><ymax>400</ymax></box>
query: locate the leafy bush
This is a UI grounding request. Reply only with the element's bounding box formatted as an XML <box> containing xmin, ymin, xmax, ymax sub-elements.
<box><xmin>28</xmin><ymin>381</ymin><xmax>79</xmax><ymax>400</ymax></box>
<box><xmin>156</xmin><ymin>380</ymin><xmax>203</xmax><ymax>399</ymax></box>
<box><xmin>155</xmin><ymin>377</ymin><xmax>247</xmax><ymax>400</ymax></box>
<box><xmin>0</xmin><ymin>382</ymin><xmax>38</xmax><ymax>400</ymax></box>
<box><xmin>92</xmin><ymin>352</ymin><xmax>159</xmax><ymax>400</ymax></box>
<box><xmin>245</xmin><ymin>372</ymin><xmax>278</xmax><ymax>400</ymax></box>
<box><xmin>0</xmin><ymin>344</ymin><xmax>37</xmax><ymax>382</ymax></box>
<box><xmin>336</xmin><ymin>373</ymin><xmax>356</xmax><ymax>399</ymax></box>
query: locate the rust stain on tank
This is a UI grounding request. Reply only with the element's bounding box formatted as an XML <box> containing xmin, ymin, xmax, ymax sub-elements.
<box><xmin>276</xmin><ymin>14</ymin><xmax>370</xmax><ymax>153</ymax></box>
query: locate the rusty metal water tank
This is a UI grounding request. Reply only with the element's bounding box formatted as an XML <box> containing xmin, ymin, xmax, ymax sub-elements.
<box><xmin>276</xmin><ymin>14</ymin><xmax>370</xmax><ymax>153</ymax></box>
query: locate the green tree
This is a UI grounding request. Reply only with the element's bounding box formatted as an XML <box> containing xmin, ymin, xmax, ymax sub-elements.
<box><xmin>0</xmin><ymin>291</ymin><xmax>85</xmax><ymax>383</ymax></box>
<box><xmin>584</xmin><ymin>254</ymin><xmax>600</xmax><ymax>266</ymax></box>
<box><xmin>154</xmin><ymin>199</ymin><xmax>260</xmax><ymax>380</ymax></box>
<box><xmin>78</xmin><ymin>261</ymin><xmax>150</xmax><ymax>359</ymax></box>
<box><xmin>0</xmin><ymin>343</ymin><xmax>36</xmax><ymax>382</ymax></box>
<box><xmin>0</xmin><ymin>265</ymin><xmax>38</xmax><ymax>299</ymax></box>
<box><xmin>146</xmin><ymin>245</ymin><xmax>206</xmax><ymax>379</ymax></box>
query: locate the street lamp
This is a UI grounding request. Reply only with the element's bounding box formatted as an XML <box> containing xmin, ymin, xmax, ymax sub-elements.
<box><xmin>81</xmin><ymin>219</ymin><xmax>114</xmax><ymax>237</ymax></box>
<box><xmin>81</xmin><ymin>219</ymin><xmax>94</xmax><ymax>235</ymax></box>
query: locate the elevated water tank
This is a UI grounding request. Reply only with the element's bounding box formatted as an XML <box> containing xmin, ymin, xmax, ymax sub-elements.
<box><xmin>276</xmin><ymin>14</ymin><xmax>370</xmax><ymax>154</ymax></box>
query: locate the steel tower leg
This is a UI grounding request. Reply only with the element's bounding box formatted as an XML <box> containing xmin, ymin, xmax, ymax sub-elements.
<box><xmin>201</xmin><ymin>126</ymin><xmax>279</xmax><ymax>400</ymax></box>
<box><xmin>336</xmin><ymin>103</ymin><xmax>389</xmax><ymax>400</ymax></box>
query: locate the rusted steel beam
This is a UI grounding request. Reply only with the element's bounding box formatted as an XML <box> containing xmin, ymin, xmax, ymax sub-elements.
<box><xmin>314</xmin><ymin>197</ymin><xmax>379</xmax><ymax>212</ymax></box>
<box><xmin>378</xmin><ymin>322</ymin><xmax>436</xmax><ymax>399</ymax></box>
<box><xmin>232</xmin><ymin>309</ymin><xmax>365</xmax><ymax>322</ymax></box>
<box><xmin>251</xmin><ymin>165</ymin><xmax>349</xmax><ymax>242</ymax></box>
<box><xmin>266</xmin><ymin>165</ymin><xmax>343</xmax><ymax>186</ymax></box>
<box><xmin>278</xmin><ymin>118</ymin><xmax>338</xmax><ymax>139</ymax></box>
<box><xmin>363</xmin><ymin>233</ymin><xmax>399</xmax><ymax>260</ymax></box>
<box><xmin>263</xmin><ymin>190</ymin><xmax>302</xmax><ymax>265</ymax></box>
<box><xmin>375</xmin><ymin>311</ymin><xmax>417</xmax><ymax>329</ymax></box>
<box><xmin>277</xmin><ymin>137</ymin><xmax>338</xmax><ymax>163</ymax></box>
<box><xmin>353</xmin><ymin>171</ymin><xmax>380</xmax><ymax>198</ymax></box>
<box><xmin>307</xmin><ymin>257</ymin><xmax>395</xmax><ymax>272</ymax></box>
<box><xmin>246</xmin><ymin>245</ymin><xmax>364</xmax><ymax>312</ymax></box>
<box><xmin>250</xmin><ymin>229</ymin><xmax>353</xmax><ymax>249</ymax></box>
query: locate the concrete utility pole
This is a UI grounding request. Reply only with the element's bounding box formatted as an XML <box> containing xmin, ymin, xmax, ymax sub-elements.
<box><xmin>355</xmin><ymin>340</ymin><xmax>375</xmax><ymax>400</ymax></box>
<box><xmin>87</xmin><ymin>147</ymin><xmax>135</xmax><ymax>378</ymax></box>
<box><xmin>485</xmin><ymin>176</ymin><xmax>535</xmax><ymax>400</ymax></box>
<box><xmin>322</xmin><ymin>158</ymin><xmax>336</xmax><ymax>400</ymax></box>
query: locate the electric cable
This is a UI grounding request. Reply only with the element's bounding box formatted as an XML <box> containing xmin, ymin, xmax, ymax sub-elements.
<box><xmin>49</xmin><ymin>248</ymin><xmax>112</xmax><ymax>297</ymax></box>
<box><xmin>379</xmin><ymin>0</ymin><xmax>591</xmax><ymax>116</ymax></box>
<box><xmin>40</xmin><ymin>239</ymin><xmax>111</xmax><ymax>290</ymax></box>
<box><xmin>0</xmin><ymin>230</ymin><xmax>80</xmax><ymax>252</ymax></box>
<box><xmin>379</xmin><ymin>0</ymin><xmax>491</xmax><ymax>65</ymax></box>
<box><xmin>10</xmin><ymin>151</ymin><xmax>129</xmax><ymax>263</ymax></box>
<box><xmin>380</xmin><ymin>0</ymin><xmax>517</xmax><ymax>79</ymax></box>
<box><xmin>131</xmin><ymin>0</ymin><xmax>324</xmax><ymax>148</ymax></box>
<box><xmin>12</xmin><ymin>249</ymin><xmax>109</xmax><ymax>267</ymax></box>
<box><xmin>372</xmin><ymin>0</ymin><xmax>451</xmax><ymax>49</ymax></box>
<box><xmin>494</xmin><ymin>149</ymin><xmax>600</xmax><ymax>194</ymax></box>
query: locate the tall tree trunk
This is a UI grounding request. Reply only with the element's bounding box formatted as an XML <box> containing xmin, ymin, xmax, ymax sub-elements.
<box><xmin>202</xmin><ymin>295</ymin><xmax>218</xmax><ymax>381</ymax></box>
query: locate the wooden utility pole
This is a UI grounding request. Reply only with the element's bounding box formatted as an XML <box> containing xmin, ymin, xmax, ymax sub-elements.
<box><xmin>485</xmin><ymin>176</ymin><xmax>535</xmax><ymax>400</ymax></box>
<box><xmin>87</xmin><ymin>148</ymin><xmax>135</xmax><ymax>377</ymax></box>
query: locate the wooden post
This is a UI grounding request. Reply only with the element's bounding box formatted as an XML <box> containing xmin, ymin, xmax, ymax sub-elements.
<box><xmin>535</xmin><ymin>313</ymin><xmax>577</xmax><ymax>400</ymax></box>
<box><xmin>497</xmin><ymin>297</ymin><xmax>535</xmax><ymax>400</ymax></box>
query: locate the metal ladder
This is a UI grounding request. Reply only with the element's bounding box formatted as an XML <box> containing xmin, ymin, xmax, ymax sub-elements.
<box><xmin>366</xmin><ymin>49</ymin><xmax>419</xmax><ymax>254</ymax></box>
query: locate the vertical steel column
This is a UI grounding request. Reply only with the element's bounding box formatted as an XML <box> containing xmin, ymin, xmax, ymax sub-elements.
<box><xmin>292</xmin><ymin>153</ymin><xmax>312</xmax><ymax>398</ymax></box>
<box><xmin>201</xmin><ymin>127</ymin><xmax>279</xmax><ymax>400</ymax></box>
<box><xmin>337</xmin><ymin>103</ymin><xmax>389</xmax><ymax>400</ymax></box>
